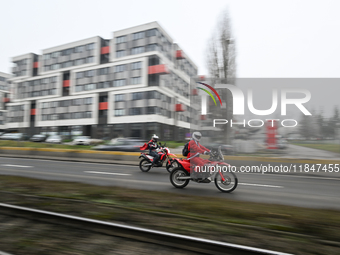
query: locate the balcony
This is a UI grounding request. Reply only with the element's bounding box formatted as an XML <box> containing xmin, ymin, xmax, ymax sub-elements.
<box><xmin>101</xmin><ymin>46</ymin><xmax>110</xmax><ymax>54</ymax></box>
<box><xmin>175</xmin><ymin>104</ymin><xmax>185</xmax><ymax>112</ymax></box>
<box><xmin>99</xmin><ymin>102</ymin><xmax>108</xmax><ymax>110</ymax></box>
<box><xmin>148</xmin><ymin>64</ymin><xmax>169</xmax><ymax>75</ymax></box>
<box><xmin>33</xmin><ymin>62</ymin><xmax>39</xmax><ymax>68</ymax></box>
<box><xmin>63</xmin><ymin>80</ymin><xmax>70</xmax><ymax>87</ymax></box>
<box><xmin>176</xmin><ymin>50</ymin><xmax>185</xmax><ymax>59</ymax></box>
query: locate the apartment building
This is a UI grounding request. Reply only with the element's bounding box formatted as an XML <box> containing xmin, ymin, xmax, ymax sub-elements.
<box><xmin>6</xmin><ymin>22</ymin><xmax>199</xmax><ymax>140</ymax></box>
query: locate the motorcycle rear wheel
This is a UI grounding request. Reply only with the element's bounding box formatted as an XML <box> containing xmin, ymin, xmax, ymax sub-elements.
<box><xmin>170</xmin><ymin>167</ymin><xmax>189</xmax><ymax>188</ymax></box>
<box><xmin>139</xmin><ymin>159</ymin><xmax>151</xmax><ymax>172</ymax></box>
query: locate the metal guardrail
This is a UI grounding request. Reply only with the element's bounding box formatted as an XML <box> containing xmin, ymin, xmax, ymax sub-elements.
<box><xmin>0</xmin><ymin>203</ymin><xmax>292</xmax><ymax>255</ymax></box>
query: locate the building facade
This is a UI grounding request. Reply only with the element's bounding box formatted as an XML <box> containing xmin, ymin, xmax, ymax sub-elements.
<box><xmin>5</xmin><ymin>22</ymin><xmax>199</xmax><ymax>140</ymax></box>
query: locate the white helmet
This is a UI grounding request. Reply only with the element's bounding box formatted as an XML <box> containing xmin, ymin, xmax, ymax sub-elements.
<box><xmin>192</xmin><ymin>132</ymin><xmax>202</xmax><ymax>141</ymax></box>
<box><xmin>152</xmin><ymin>134</ymin><xmax>159</xmax><ymax>142</ymax></box>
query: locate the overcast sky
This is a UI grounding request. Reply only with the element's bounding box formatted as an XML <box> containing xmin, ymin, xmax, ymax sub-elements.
<box><xmin>1</xmin><ymin>0</ymin><xmax>340</xmax><ymax>78</ymax></box>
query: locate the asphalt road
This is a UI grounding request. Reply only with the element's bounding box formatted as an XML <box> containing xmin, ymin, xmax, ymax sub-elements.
<box><xmin>0</xmin><ymin>157</ymin><xmax>339</xmax><ymax>209</ymax></box>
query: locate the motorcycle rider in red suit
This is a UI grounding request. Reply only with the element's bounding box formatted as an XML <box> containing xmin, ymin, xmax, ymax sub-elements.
<box><xmin>148</xmin><ymin>134</ymin><xmax>160</xmax><ymax>167</ymax></box>
<box><xmin>187</xmin><ymin>132</ymin><xmax>211</xmax><ymax>168</ymax></box>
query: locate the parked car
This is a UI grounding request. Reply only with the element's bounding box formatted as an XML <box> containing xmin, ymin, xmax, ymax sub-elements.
<box><xmin>93</xmin><ymin>138</ymin><xmax>145</xmax><ymax>152</ymax></box>
<box><xmin>30</xmin><ymin>134</ymin><xmax>47</xmax><ymax>142</ymax></box>
<box><xmin>0</xmin><ymin>133</ymin><xmax>14</xmax><ymax>140</ymax></box>
<box><xmin>46</xmin><ymin>135</ymin><xmax>62</xmax><ymax>144</ymax></box>
<box><xmin>0</xmin><ymin>133</ymin><xmax>29</xmax><ymax>141</ymax></box>
<box><xmin>72</xmin><ymin>136</ymin><xmax>91</xmax><ymax>145</ymax></box>
<box><xmin>277</xmin><ymin>138</ymin><xmax>288</xmax><ymax>149</ymax></box>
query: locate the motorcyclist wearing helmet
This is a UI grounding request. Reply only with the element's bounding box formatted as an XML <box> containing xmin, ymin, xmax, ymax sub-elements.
<box><xmin>148</xmin><ymin>134</ymin><xmax>161</xmax><ymax>167</ymax></box>
<box><xmin>187</xmin><ymin>131</ymin><xmax>211</xmax><ymax>169</ymax></box>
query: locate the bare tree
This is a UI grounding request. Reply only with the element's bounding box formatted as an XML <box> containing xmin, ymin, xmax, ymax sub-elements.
<box><xmin>206</xmin><ymin>9</ymin><xmax>236</xmax><ymax>144</ymax></box>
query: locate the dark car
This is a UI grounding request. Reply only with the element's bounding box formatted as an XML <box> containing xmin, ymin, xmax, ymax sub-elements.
<box><xmin>93</xmin><ymin>138</ymin><xmax>145</xmax><ymax>152</ymax></box>
<box><xmin>30</xmin><ymin>134</ymin><xmax>47</xmax><ymax>142</ymax></box>
<box><xmin>203</xmin><ymin>143</ymin><xmax>234</xmax><ymax>155</ymax></box>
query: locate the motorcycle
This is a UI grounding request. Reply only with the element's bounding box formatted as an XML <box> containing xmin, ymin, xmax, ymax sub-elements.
<box><xmin>169</xmin><ymin>147</ymin><xmax>238</xmax><ymax>193</ymax></box>
<box><xmin>139</xmin><ymin>142</ymin><xmax>177</xmax><ymax>173</ymax></box>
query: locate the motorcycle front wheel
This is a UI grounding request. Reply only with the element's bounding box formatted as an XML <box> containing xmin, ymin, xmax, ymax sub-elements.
<box><xmin>139</xmin><ymin>159</ymin><xmax>151</xmax><ymax>172</ymax></box>
<box><xmin>166</xmin><ymin>159</ymin><xmax>178</xmax><ymax>173</ymax></box>
<box><xmin>170</xmin><ymin>167</ymin><xmax>190</xmax><ymax>188</ymax></box>
<box><xmin>214</xmin><ymin>171</ymin><xmax>238</xmax><ymax>193</ymax></box>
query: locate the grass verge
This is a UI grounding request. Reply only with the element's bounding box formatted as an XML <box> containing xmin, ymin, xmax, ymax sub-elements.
<box><xmin>0</xmin><ymin>175</ymin><xmax>339</xmax><ymax>254</ymax></box>
<box><xmin>291</xmin><ymin>143</ymin><xmax>340</xmax><ymax>154</ymax></box>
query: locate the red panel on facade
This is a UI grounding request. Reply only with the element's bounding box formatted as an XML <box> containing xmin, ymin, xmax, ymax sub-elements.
<box><xmin>192</xmin><ymin>89</ymin><xmax>198</xmax><ymax>96</ymax></box>
<box><xmin>63</xmin><ymin>80</ymin><xmax>70</xmax><ymax>87</ymax></box>
<box><xmin>200</xmin><ymin>115</ymin><xmax>206</xmax><ymax>120</ymax></box>
<box><xmin>148</xmin><ymin>64</ymin><xmax>169</xmax><ymax>75</ymax></box>
<box><xmin>3</xmin><ymin>98</ymin><xmax>10</xmax><ymax>103</ymax></box>
<box><xmin>199</xmin><ymin>75</ymin><xmax>205</xmax><ymax>81</ymax></box>
<box><xmin>99</xmin><ymin>102</ymin><xmax>108</xmax><ymax>110</ymax></box>
<box><xmin>31</xmin><ymin>109</ymin><xmax>36</xmax><ymax>115</ymax></box>
<box><xmin>176</xmin><ymin>50</ymin><xmax>185</xmax><ymax>59</ymax></box>
<box><xmin>101</xmin><ymin>46</ymin><xmax>110</xmax><ymax>54</ymax></box>
<box><xmin>33</xmin><ymin>62</ymin><xmax>39</xmax><ymax>68</ymax></box>
<box><xmin>175</xmin><ymin>104</ymin><xmax>185</xmax><ymax>112</ymax></box>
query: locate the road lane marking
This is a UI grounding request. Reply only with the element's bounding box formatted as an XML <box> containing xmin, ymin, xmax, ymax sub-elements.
<box><xmin>1</xmin><ymin>164</ymin><xmax>32</xmax><ymax>168</ymax></box>
<box><xmin>239</xmin><ymin>183</ymin><xmax>283</xmax><ymax>188</ymax></box>
<box><xmin>85</xmin><ymin>171</ymin><xmax>131</xmax><ymax>176</ymax></box>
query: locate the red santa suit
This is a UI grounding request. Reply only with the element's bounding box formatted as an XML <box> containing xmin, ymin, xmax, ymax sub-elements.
<box><xmin>187</xmin><ymin>139</ymin><xmax>210</xmax><ymax>167</ymax></box>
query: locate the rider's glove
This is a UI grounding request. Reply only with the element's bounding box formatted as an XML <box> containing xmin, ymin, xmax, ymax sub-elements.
<box><xmin>204</xmin><ymin>151</ymin><xmax>209</xmax><ymax>155</ymax></box>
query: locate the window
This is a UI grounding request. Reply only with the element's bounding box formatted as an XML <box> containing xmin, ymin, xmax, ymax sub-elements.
<box><xmin>75</xmin><ymin>85</ymin><xmax>83</xmax><ymax>92</ymax></box>
<box><xmin>85</xmin><ymin>111</ymin><xmax>92</xmax><ymax>118</ymax></box>
<box><xmin>76</xmin><ymin>72</ymin><xmax>84</xmax><ymax>79</ymax></box>
<box><xmin>86</xmin><ymin>43</ymin><xmax>95</xmax><ymax>50</ymax></box>
<box><xmin>115</xmin><ymin>94</ymin><xmax>125</xmax><ymax>102</ymax></box>
<box><xmin>133</xmin><ymin>31</ymin><xmax>144</xmax><ymax>40</ymax></box>
<box><xmin>146</xmin><ymin>107</ymin><xmax>156</xmax><ymax>114</ymax></box>
<box><xmin>132</xmin><ymin>92</ymin><xmax>143</xmax><ymax>100</ymax></box>
<box><xmin>131</xmin><ymin>46</ymin><xmax>144</xmax><ymax>55</ymax></box>
<box><xmin>116</xmin><ymin>36</ymin><xmax>126</xmax><ymax>44</ymax></box>
<box><xmin>98</xmin><ymin>67</ymin><xmax>109</xmax><ymax>75</ymax></box>
<box><xmin>85</xmin><ymin>97</ymin><xmax>92</xmax><ymax>104</ymax></box>
<box><xmin>131</xmin><ymin>77</ymin><xmax>141</xmax><ymax>85</ymax></box>
<box><xmin>72</xmin><ymin>98</ymin><xmax>83</xmax><ymax>105</ymax></box>
<box><xmin>86</xmin><ymin>56</ymin><xmax>94</xmax><ymax>63</ymax></box>
<box><xmin>147</xmin><ymin>91</ymin><xmax>160</xmax><ymax>99</ymax></box>
<box><xmin>99</xmin><ymin>110</ymin><xmax>107</xmax><ymax>117</ymax></box>
<box><xmin>86</xmin><ymin>70</ymin><xmax>94</xmax><ymax>77</ymax></box>
<box><xmin>74</xmin><ymin>46</ymin><xmax>83</xmax><ymax>53</ymax></box>
<box><xmin>115</xmin><ymin>109</ymin><xmax>125</xmax><ymax>116</ymax></box>
<box><xmin>131</xmin><ymin>62</ymin><xmax>142</xmax><ymax>70</ymax></box>
<box><xmin>129</xmin><ymin>108</ymin><xmax>142</xmax><ymax>115</ymax></box>
<box><xmin>116</xmin><ymin>50</ymin><xmax>126</xmax><ymax>58</ymax></box>
<box><xmin>85</xmin><ymin>83</ymin><xmax>96</xmax><ymax>91</ymax></box>
<box><xmin>114</xmin><ymin>65</ymin><xmax>125</xmax><ymax>72</ymax></box>
<box><xmin>146</xmin><ymin>28</ymin><xmax>157</xmax><ymax>37</ymax></box>
<box><xmin>113</xmin><ymin>79</ymin><xmax>126</xmax><ymax>87</ymax></box>
<box><xmin>76</xmin><ymin>46</ymin><xmax>84</xmax><ymax>53</ymax></box>
<box><xmin>146</xmin><ymin>44</ymin><xmax>158</xmax><ymax>52</ymax></box>
<box><xmin>104</xmin><ymin>81</ymin><xmax>110</xmax><ymax>88</ymax></box>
